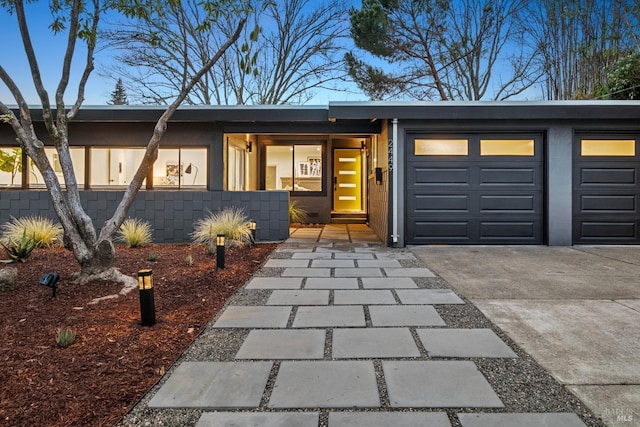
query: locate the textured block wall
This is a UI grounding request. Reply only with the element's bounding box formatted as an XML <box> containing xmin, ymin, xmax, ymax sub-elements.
<box><xmin>0</xmin><ymin>190</ymin><xmax>290</xmax><ymax>243</ymax></box>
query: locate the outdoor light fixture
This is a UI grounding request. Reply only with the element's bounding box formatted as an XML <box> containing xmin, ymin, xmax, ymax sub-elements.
<box><xmin>246</xmin><ymin>140</ymin><xmax>253</xmax><ymax>152</ymax></box>
<box><xmin>39</xmin><ymin>272</ymin><xmax>60</xmax><ymax>297</ymax></box>
<box><xmin>216</xmin><ymin>233</ymin><xmax>226</xmax><ymax>269</ymax></box>
<box><xmin>184</xmin><ymin>163</ymin><xmax>199</xmax><ymax>185</ymax></box>
<box><xmin>137</xmin><ymin>269</ymin><xmax>156</xmax><ymax>326</ymax></box>
<box><xmin>249</xmin><ymin>220</ymin><xmax>257</xmax><ymax>248</ymax></box>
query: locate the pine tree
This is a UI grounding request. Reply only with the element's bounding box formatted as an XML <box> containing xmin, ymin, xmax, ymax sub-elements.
<box><xmin>108</xmin><ymin>78</ymin><xmax>128</xmax><ymax>105</ymax></box>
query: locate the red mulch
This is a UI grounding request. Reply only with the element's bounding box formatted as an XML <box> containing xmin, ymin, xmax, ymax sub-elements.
<box><xmin>0</xmin><ymin>242</ymin><xmax>276</xmax><ymax>427</ymax></box>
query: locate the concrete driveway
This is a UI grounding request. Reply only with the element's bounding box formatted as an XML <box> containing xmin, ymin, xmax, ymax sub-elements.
<box><xmin>410</xmin><ymin>246</ymin><xmax>640</xmax><ymax>427</ymax></box>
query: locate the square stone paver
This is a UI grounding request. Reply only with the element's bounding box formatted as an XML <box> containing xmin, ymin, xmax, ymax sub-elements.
<box><xmin>369</xmin><ymin>305</ymin><xmax>446</xmax><ymax>327</ymax></box>
<box><xmin>457</xmin><ymin>413</ymin><xmax>587</xmax><ymax>427</ymax></box>
<box><xmin>282</xmin><ymin>268</ymin><xmax>331</xmax><ymax>277</ymax></box>
<box><xmin>417</xmin><ymin>329</ymin><xmax>518</xmax><ymax>358</ymax></box>
<box><xmin>333</xmin><ymin>253</ymin><xmax>375</xmax><ymax>259</ymax></box>
<box><xmin>213</xmin><ymin>306</ymin><xmax>291</xmax><ymax>328</ymax></box>
<box><xmin>383</xmin><ymin>361</ymin><xmax>504</xmax><ymax>407</ymax></box>
<box><xmin>293</xmin><ymin>306</ymin><xmax>366</xmax><ymax>327</ymax></box>
<box><xmin>372</xmin><ymin>252</ymin><xmax>417</xmax><ymax>260</ymax></box>
<box><xmin>148</xmin><ymin>362</ymin><xmax>271</xmax><ymax>408</ymax></box>
<box><xmin>311</xmin><ymin>259</ymin><xmax>355</xmax><ymax>268</ymax></box>
<box><xmin>334</xmin><ymin>290</ymin><xmax>396</xmax><ymax>305</ymax></box>
<box><xmin>329</xmin><ymin>412</ymin><xmax>451</xmax><ymax>427</ymax></box>
<box><xmin>292</xmin><ymin>252</ymin><xmax>333</xmax><ymax>259</ymax></box>
<box><xmin>269</xmin><ymin>361</ymin><xmax>380</xmax><ymax>408</ymax></box>
<box><xmin>396</xmin><ymin>289</ymin><xmax>465</xmax><ymax>305</ymax></box>
<box><xmin>334</xmin><ymin>268</ymin><xmax>383</xmax><ymax>277</ymax></box>
<box><xmin>357</xmin><ymin>259</ymin><xmax>402</xmax><ymax>268</ymax></box>
<box><xmin>362</xmin><ymin>278</ymin><xmax>418</xmax><ymax>289</ymax></box>
<box><xmin>235</xmin><ymin>329</ymin><xmax>325</xmax><ymax>359</ymax></box>
<box><xmin>197</xmin><ymin>412</ymin><xmax>319</xmax><ymax>427</ymax></box>
<box><xmin>305</xmin><ymin>278</ymin><xmax>359</xmax><ymax>289</ymax></box>
<box><xmin>384</xmin><ymin>267</ymin><xmax>435</xmax><ymax>277</ymax></box>
<box><xmin>332</xmin><ymin>328</ymin><xmax>420</xmax><ymax>358</ymax></box>
<box><xmin>264</xmin><ymin>259</ymin><xmax>310</xmax><ymax>268</ymax></box>
<box><xmin>245</xmin><ymin>277</ymin><xmax>303</xmax><ymax>289</ymax></box>
<box><xmin>267</xmin><ymin>290</ymin><xmax>330</xmax><ymax>306</ymax></box>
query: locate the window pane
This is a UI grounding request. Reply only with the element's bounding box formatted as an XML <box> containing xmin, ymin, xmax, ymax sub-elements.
<box><xmin>294</xmin><ymin>145</ymin><xmax>322</xmax><ymax>191</ymax></box>
<box><xmin>266</xmin><ymin>146</ymin><xmax>293</xmax><ymax>190</ymax></box>
<box><xmin>154</xmin><ymin>149</ymin><xmax>180</xmax><ymax>186</ymax></box>
<box><xmin>30</xmin><ymin>147</ymin><xmax>85</xmax><ymax>188</ymax></box>
<box><xmin>180</xmin><ymin>148</ymin><xmax>207</xmax><ymax>187</ymax></box>
<box><xmin>480</xmin><ymin>139</ymin><xmax>535</xmax><ymax>156</ymax></box>
<box><xmin>90</xmin><ymin>148</ymin><xmax>146</xmax><ymax>186</ymax></box>
<box><xmin>227</xmin><ymin>146</ymin><xmax>245</xmax><ymax>191</ymax></box>
<box><xmin>0</xmin><ymin>147</ymin><xmax>22</xmax><ymax>187</ymax></box>
<box><xmin>581</xmin><ymin>139</ymin><xmax>635</xmax><ymax>156</ymax></box>
<box><xmin>415</xmin><ymin>139</ymin><xmax>468</xmax><ymax>156</ymax></box>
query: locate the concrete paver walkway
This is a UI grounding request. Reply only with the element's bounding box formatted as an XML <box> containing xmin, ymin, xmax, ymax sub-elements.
<box><xmin>145</xmin><ymin>224</ymin><xmax>592</xmax><ymax>426</ymax></box>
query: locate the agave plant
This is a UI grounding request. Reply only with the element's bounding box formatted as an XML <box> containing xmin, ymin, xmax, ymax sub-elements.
<box><xmin>1</xmin><ymin>230</ymin><xmax>36</xmax><ymax>263</ymax></box>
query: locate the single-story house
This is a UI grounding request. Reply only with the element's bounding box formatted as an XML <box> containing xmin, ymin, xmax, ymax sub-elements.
<box><xmin>1</xmin><ymin>101</ymin><xmax>639</xmax><ymax>246</ymax></box>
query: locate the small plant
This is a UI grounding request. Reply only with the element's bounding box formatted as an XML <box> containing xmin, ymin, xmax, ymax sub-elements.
<box><xmin>191</xmin><ymin>207</ymin><xmax>252</xmax><ymax>247</ymax></box>
<box><xmin>207</xmin><ymin>243</ymin><xmax>216</xmax><ymax>255</ymax></box>
<box><xmin>55</xmin><ymin>327</ymin><xmax>76</xmax><ymax>348</ymax></box>
<box><xmin>0</xmin><ymin>215</ymin><xmax>62</xmax><ymax>247</ymax></box>
<box><xmin>1</xmin><ymin>230</ymin><xmax>36</xmax><ymax>263</ymax></box>
<box><xmin>117</xmin><ymin>218</ymin><xmax>153</xmax><ymax>248</ymax></box>
<box><xmin>185</xmin><ymin>254</ymin><xmax>193</xmax><ymax>266</ymax></box>
<box><xmin>147</xmin><ymin>252</ymin><xmax>158</xmax><ymax>262</ymax></box>
<box><xmin>288</xmin><ymin>200</ymin><xmax>308</xmax><ymax>224</ymax></box>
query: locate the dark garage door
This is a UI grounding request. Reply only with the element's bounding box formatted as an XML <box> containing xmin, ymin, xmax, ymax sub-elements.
<box><xmin>406</xmin><ymin>133</ymin><xmax>544</xmax><ymax>244</ymax></box>
<box><xmin>573</xmin><ymin>135</ymin><xmax>640</xmax><ymax>244</ymax></box>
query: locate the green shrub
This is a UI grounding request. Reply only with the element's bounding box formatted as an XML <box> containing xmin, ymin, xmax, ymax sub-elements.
<box><xmin>185</xmin><ymin>254</ymin><xmax>193</xmax><ymax>266</ymax></box>
<box><xmin>0</xmin><ymin>215</ymin><xmax>62</xmax><ymax>248</ymax></box>
<box><xmin>55</xmin><ymin>327</ymin><xmax>76</xmax><ymax>348</ymax></box>
<box><xmin>288</xmin><ymin>200</ymin><xmax>308</xmax><ymax>224</ymax></box>
<box><xmin>191</xmin><ymin>207</ymin><xmax>252</xmax><ymax>246</ymax></box>
<box><xmin>117</xmin><ymin>218</ymin><xmax>153</xmax><ymax>248</ymax></box>
<box><xmin>1</xmin><ymin>230</ymin><xmax>36</xmax><ymax>263</ymax></box>
<box><xmin>147</xmin><ymin>252</ymin><xmax>158</xmax><ymax>262</ymax></box>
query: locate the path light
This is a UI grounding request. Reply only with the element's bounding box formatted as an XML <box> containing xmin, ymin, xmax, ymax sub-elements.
<box><xmin>137</xmin><ymin>269</ymin><xmax>155</xmax><ymax>326</ymax></box>
<box><xmin>39</xmin><ymin>272</ymin><xmax>60</xmax><ymax>297</ymax></box>
<box><xmin>249</xmin><ymin>220</ymin><xmax>257</xmax><ymax>248</ymax></box>
<box><xmin>216</xmin><ymin>233</ymin><xmax>226</xmax><ymax>269</ymax></box>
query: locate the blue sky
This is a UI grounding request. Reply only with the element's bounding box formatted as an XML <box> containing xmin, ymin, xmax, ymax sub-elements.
<box><xmin>0</xmin><ymin>1</ymin><xmax>366</xmax><ymax>106</ymax></box>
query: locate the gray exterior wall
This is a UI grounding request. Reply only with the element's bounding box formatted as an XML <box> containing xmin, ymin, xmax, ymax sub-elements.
<box><xmin>0</xmin><ymin>190</ymin><xmax>289</xmax><ymax>243</ymax></box>
<box><xmin>547</xmin><ymin>126</ymin><xmax>573</xmax><ymax>245</ymax></box>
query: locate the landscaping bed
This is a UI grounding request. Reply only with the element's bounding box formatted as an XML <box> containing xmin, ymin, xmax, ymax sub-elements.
<box><xmin>0</xmin><ymin>242</ymin><xmax>276</xmax><ymax>427</ymax></box>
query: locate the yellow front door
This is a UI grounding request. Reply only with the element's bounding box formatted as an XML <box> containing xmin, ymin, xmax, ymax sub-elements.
<box><xmin>333</xmin><ymin>149</ymin><xmax>362</xmax><ymax>211</ymax></box>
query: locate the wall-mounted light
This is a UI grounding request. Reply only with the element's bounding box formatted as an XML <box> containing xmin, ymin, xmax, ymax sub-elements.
<box><xmin>137</xmin><ymin>269</ymin><xmax>155</xmax><ymax>326</ymax></box>
<box><xmin>39</xmin><ymin>272</ymin><xmax>60</xmax><ymax>297</ymax></box>
<box><xmin>216</xmin><ymin>233</ymin><xmax>226</xmax><ymax>269</ymax></box>
<box><xmin>246</xmin><ymin>140</ymin><xmax>252</xmax><ymax>152</ymax></box>
<box><xmin>184</xmin><ymin>163</ymin><xmax>199</xmax><ymax>185</ymax></box>
<box><xmin>249</xmin><ymin>220</ymin><xmax>257</xmax><ymax>248</ymax></box>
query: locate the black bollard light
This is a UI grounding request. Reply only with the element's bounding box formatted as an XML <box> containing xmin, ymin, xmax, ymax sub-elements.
<box><xmin>39</xmin><ymin>272</ymin><xmax>60</xmax><ymax>297</ymax></box>
<box><xmin>216</xmin><ymin>233</ymin><xmax>226</xmax><ymax>269</ymax></box>
<box><xmin>249</xmin><ymin>220</ymin><xmax>257</xmax><ymax>248</ymax></box>
<box><xmin>137</xmin><ymin>269</ymin><xmax>156</xmax><ymax>326</ymax></box>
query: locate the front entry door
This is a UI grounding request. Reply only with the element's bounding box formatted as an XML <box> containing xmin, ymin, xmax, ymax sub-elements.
<box><xmin>333</xmin><ymin>149</ymin><xmax>362</xmax><ymax>211</ymax></box>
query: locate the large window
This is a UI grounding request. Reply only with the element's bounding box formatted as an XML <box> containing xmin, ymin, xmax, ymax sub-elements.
<box><xmin>0</xmin><ymin>147</ymin><xmax>23</xmax><ymax>187</ymax></box>
<box><xmin>153</xmin><ymin>148</ymin><xmax>207</xmax><ymax>188</ymax></box>
<box><xmin>31</xmin><ymin>147</ymin><xmax>85</xmax><ymax>188</ymax></box>
<box><xmin>266</xmin><ymin>144</ymin><xmax>323</xmax><ymax>192</ymax></box>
